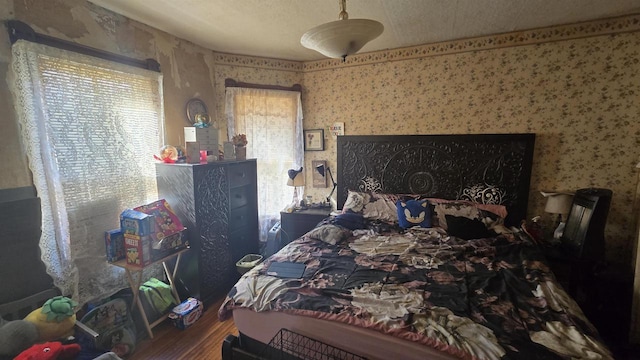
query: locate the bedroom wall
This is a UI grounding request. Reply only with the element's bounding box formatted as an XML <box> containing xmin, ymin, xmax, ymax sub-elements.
<box><xmin>301</xmin><ymin>16</ymin><xmax>640</xmax><ymax>266</ymax></box>
<box><xmin>1</xmin><ymin>0</ymin><xmax>638</xmax><ymax>267</ymax></box>
<box><xmin>0</xmin><ymin>0</ymin><xmax>302</xmax><ymax>190</ymax></box>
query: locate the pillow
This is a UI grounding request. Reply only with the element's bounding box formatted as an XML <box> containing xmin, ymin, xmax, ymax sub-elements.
<box><xmin>342</xmin><ymin>190</ymin><xmax>371</xmax><ymax>214</ymax></box>
<box><xmin>342</xmin><ymin>191</ymin><xmax>415</xmax><ymax>223</ymax></box>
<box><xmin>445</xmin><ymin>215</ymin><xmax>494</xmax><ymax>240</ymax></box>
<box><xmin>426</xmin><ymin>198</ymin><xmax>507</xmax><ymax>219</ymax></box>
<box><xmin>396</xmin><ymin>200</ymin><xmax>432</xmax><ymax>229</ymax></box>
<box><xmin>432</xmin><ymin>201</ymin><xmax>506</xmax><ymax>230</ymax></box>
<box><xmin>306</xmin><ymin>224</ymin><xmax>352</xmax><ymax>245</ymax></box>
<box><xmin>333</xmin><ymin>213</ymin><xmax>367</xmax><ymax>230</ymax></box>
<box><xmin>433</xmin><ymin>202</ymin><xmax>480</xmax><ymax>230</ymax></box>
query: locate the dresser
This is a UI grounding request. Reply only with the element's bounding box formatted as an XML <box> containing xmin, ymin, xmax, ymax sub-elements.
<box><xmin>280</xmin><ymin>207</ymin><xmax>332</xmax><ymax>246</ymax></box>
<box><xmin>156</xmin><ymin>160</ymin><xmax>259</xmax><ymax>304</ymax></box>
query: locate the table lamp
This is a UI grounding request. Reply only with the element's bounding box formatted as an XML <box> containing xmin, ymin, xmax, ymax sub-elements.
<box><xmin>315</xmin><ymin>164</ymin><xmax>337</xmax><ymax>206</ymax></box>
<box><xmin>541</xmin><ymin>191</ymin><xmax>574</xmax><ymax>239</ymax></box>
<box><xmin>287</xmin><ymin>167</ymin><xmax>304</xmax><ymax>206</ymax></box>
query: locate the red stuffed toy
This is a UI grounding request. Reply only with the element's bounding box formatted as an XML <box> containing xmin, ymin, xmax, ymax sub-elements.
<box><xmin>14</xmin><ymin>342</ymin><xmax>80</xmax><ymax>360</ymax></box>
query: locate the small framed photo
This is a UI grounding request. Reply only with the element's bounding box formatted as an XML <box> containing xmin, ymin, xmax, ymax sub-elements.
<box><xmin>304</xmin><ymin>129</ymin><xmax>324</xmax><ymax>151</ymax></box>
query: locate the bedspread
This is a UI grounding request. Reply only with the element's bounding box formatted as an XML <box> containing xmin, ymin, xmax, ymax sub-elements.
<box><xmin>219</xmin><ymin>225</ymin><xmax>612</xmax><ymax>360</ymax></box>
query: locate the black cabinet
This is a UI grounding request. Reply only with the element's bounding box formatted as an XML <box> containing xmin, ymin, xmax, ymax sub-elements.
<box><xmin>546</xmin><ymin>188</ymin><xmax>613</xmax><ymax>300</ymax></box>
<box><xmin>156</xmin><ymin>160</ymin><xmax>259</xmax><ymax>304</ymax></box>
<box><xmin>280</xmin><ymin>208</ymin><xmax>331</xmax><ymax>245</ymax></box>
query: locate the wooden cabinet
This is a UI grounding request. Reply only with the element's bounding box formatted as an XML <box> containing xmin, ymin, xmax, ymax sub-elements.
<box><xmin>156</xmin><ymin>160</ymin><xmax>259</xmax><ymax>304</ymax></box>
<box><xmin>280</xmin><ymin>208</ymin><xmax>331</xmax><ymax>245</ymax></box>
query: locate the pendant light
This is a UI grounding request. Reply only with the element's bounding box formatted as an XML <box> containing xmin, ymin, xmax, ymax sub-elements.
<box><xmin>301</xmin><ymin>0</ymin><xmax>384</xmax><ymax>60</ymax></box>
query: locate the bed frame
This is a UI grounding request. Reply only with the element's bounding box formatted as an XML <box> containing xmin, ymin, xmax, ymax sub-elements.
<box><xmin>336</xmin><ymin>134</ymin><xmax>535</xmax><ymax>226</ymax></box>
<box><xmin>222</xmin><ymin>133</ymin><xmax>536</xmax><ymax>359</ymax></box>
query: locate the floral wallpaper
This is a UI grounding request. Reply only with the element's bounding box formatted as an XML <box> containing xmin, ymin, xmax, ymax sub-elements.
<box><xmin>302</xmin><ymin>28</ymin><xmax>640</xmax><ymax>265</ymax></box>
<box><xmin>3</xmin><ymin>0</ymin><xmax>639</xmax><ymax>266</ymax></box>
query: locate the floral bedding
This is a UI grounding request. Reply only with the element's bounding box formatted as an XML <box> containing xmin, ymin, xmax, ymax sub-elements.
<box><xmin>218</xmin><ymin>219</ymin><xmax>612</xmax><ymax>360</ymax></box>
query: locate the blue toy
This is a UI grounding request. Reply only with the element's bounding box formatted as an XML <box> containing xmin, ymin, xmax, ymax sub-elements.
<box><xmin>397</xmin><ymin>200</ymin><xmax>431</xmax><ymax>229</ymax></box>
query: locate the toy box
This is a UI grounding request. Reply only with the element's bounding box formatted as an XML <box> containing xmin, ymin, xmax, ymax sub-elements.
<box><xmin>120</xmin><ymin>209</ymin><xmax>154</xmax><ymax>236</ymax></box>
<box><xmin>134</xmin><ymin>199</ymin><xmax>185</xmax><ymax>243</ymax></box>
<box><xmin>124</xmin><ymin>234</ymin><xmax>152</xmax><ymax>267</ymax></box>
<box><xmin>151</xmin><ymin>229</ymin><xmax>187</xmax><ymax>261</ymax></box>
<box><xmin>168</xmin><ymin>297</ymin><xmax>203</xmax><ymax>330</ymax></box>
<box><xmin>105</xmin><ymin>229</ymin><xmax>125</xmax><ymax>262</ymax></box>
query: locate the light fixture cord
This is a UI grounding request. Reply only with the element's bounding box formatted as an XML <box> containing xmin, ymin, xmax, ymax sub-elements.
<box><xmin>338</xmin><ymin>0</ymin><xmax>348</xmax><ymax>20</ymax></box>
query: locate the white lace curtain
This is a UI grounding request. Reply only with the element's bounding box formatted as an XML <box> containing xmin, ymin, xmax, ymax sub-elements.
<box><xmin>9</xmin><ymin>40</ymin><xmax>164</xmax><ymax>305</ymax></box>
<box><xmin>225</xmin><ymin>87</ymin><xmax>303</xmax><ymax>241</ymax></box>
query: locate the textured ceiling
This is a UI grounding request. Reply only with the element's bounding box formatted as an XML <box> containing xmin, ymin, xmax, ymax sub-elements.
<box><xmin>88</xmin><ymin>0</ymin><xmax>640</xmax><ymax>61</ymax></box>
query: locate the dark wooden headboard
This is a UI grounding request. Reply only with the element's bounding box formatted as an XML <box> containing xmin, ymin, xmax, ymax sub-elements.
<box><xmin>336</xmin><ymin>134</ymin><xmax>535</xmax><ymax>226</ymax></box>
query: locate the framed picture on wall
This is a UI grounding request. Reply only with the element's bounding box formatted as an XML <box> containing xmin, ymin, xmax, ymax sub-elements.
<box><xmin>312</xmin><ymin>160</ymin><xmax>328</xmax><ymax>188</ymax></box>
<box><xmin>304</xmin><ymin>129</ymin><xmax>324</xmax><ymax>151</ymax></box>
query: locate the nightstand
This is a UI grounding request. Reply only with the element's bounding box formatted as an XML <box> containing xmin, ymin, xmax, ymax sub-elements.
<box><xmin>280</xmin><ymin>207</ymin><xmax>332</xmax><ymax>245</ymax></box>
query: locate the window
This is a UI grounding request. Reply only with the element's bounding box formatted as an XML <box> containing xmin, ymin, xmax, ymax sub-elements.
<box><xmin>9</xmin><ymin>40</ymin><xmax>164</xmax><ymax>304</ymax></box>
<box><xmin>226</xmin><ymin>87</ymin><xmax>303</xmax><ymax>242</ymax></box>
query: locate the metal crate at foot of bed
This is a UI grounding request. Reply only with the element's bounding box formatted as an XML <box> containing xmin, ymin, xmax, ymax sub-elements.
<box><xmin>261</xmin><ymin>329</ymin><xmax>367</xmax><ymax>360</ymax></box>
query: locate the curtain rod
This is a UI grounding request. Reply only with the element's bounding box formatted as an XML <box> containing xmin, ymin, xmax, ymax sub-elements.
<box><xmin>225</xmin><ymin>78</ymin><xmax>301</xmax><ymax>92</ymax></box>
<box><xmin>6</xmin><ymin>20</ymin><xmax>161</xmax><ymax>72</ymax></box>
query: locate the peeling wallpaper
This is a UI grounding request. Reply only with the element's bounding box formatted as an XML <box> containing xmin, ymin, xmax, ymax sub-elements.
<box><xmin>1</xmin><ymin>0</ymin><xmax>638</xmax><ymax>265</ymax></box>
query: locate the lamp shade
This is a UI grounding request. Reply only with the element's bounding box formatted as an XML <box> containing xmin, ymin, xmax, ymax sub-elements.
<box><xmin>315</xmin><ymin>164</ymin><xmax>326</xmax><ymax>177</ymax></box>
<box><xmin>301</xmin><ymin>0</ymin><xmax>383</xmax><ymax>59</ymax></box>
<box><xmin>542</xmin><ymin>192</ymin><xmax>574</xmax><ymax>215</ymax></box>
<box><xmin>301</xmin><ymin>19</ymin><xmax>383</xmax><ymax>59</ymax></box>
<box><xmin>287</xmin><ymin>168</ymin><xmax>305</xmax><ymax>187</ymax></box>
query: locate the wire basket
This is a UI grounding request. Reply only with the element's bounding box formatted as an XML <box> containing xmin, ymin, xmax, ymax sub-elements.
<box><xmin>261</xmin><ymin>328</ymin><xmax>367</xmax><ymax>360</ymax></box>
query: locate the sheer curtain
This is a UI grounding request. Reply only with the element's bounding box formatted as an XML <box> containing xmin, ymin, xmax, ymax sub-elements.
<box><xmin>9</xmin><ymin>40</ymin><xmax>164</xmax><ymax>305</ymax></box>
<box><xmin>225</xmin><ymin>87</ymin><xmax>303</xmax><ymax>242</ymax></box>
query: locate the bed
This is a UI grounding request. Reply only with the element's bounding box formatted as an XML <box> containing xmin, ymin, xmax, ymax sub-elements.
<box><xmin>218</xmin><ymin>134</ymin><xmax>612</xmax><ymax>360</ymax></box>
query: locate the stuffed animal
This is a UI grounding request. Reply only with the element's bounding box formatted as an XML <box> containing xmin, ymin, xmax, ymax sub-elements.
<box><xmin>14</xmin><ymin>341</ymin><xmax>80</xmax><ymax>360</ymax></box>
<box><xmin>397</xmin><ymin>199</ymin><xmax>432</xmax><ymax>229</ymax></box>
<box><xmin>23</xmin><ymin>296</ymin><xmax>77</xmax><ymax>342</ymax></box>
<box><xmin>0</xmin><ymin>316</ymin><xmax>39</xmax><ymax>357</ymax></box>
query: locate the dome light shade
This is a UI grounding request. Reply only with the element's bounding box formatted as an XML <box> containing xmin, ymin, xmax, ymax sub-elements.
<box><xmin>301</xmin><ymin>0</ymin><xmax>383</xmax><ymax>60</ymax></box>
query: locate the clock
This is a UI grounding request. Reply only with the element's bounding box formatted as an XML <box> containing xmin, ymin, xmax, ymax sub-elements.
<box><xmin>185</xmin><ymin>98</ymin><xmax>209</xmax><ymax>125</ymax></box>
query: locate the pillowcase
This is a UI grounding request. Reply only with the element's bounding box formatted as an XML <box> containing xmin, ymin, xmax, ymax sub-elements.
<box><xmin>432</xmin><ymin>201</ymin><xmax>506</xmax><ymax>230</ymax></box>
<box><xmin>397</xmin><ymin>200</ymin><xmax>432</xmax><ymax>229</ymax></box>
<box><xmin>445</xmin><ymin>215</ymin><xmax>494</xmax><ymax>240</ymax></box>
<box><xmin>306</xmin><ymin>224</ymin><xmax>352</xmax><ymax>245</ymax></box>
<box><xmin>342</xmin><ymin>190</ymin><xmax>371</xmax><ymax>214</ymax></box>
<box><xmin>342</xmin><ymin>191</ymin><xmax>416</xmax><ymax>223</ymax></box>
<box><xmin>426</xmin><ymin>198</ymin><xmax>508</xmax><ymax>219</ymax></box>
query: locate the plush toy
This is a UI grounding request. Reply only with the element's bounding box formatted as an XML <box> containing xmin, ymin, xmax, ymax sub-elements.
<box><xmin>397</xmin><ymin>199</ymin><xmax>432</xmax><ymax>229</ymax></box>
<box><xmin>14</xmin><ymin>341</ymin><xmax>80</xmax><ymax>360</ymax></box>
<box><xmin>23</xmin><ymin>296</ymin><xmax>78</xmax><ymax>342</ymax></box>
<box><xmin>0</xmin><ymin>316</ymin><xmax>39</xmax><ymax>357</ymax></box>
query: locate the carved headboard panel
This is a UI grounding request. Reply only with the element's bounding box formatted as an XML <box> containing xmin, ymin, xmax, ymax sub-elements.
<box><xmin>336</xmin><ymin>134</ymin><xmax>535</xmax><ymax>226</ymax></box>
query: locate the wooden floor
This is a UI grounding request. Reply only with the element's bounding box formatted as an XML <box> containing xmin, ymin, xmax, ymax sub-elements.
<box><xmin>127</xmin><ymin>295</ymin><xmax>640</xmax><ymax>360</ymax></box>
<box><xmin>130</xmin><ymin>296</ymin><xmax>238</xmax><ymax>360</ymax></box>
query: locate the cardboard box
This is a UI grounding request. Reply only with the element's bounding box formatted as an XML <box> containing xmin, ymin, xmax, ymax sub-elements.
<box><xmin>134</xmin><ymin>200</ymin><xmax>185</xmax><ymax>243</ymax></box>
<box><xmin>151</xmin><ymin>229</ymin><xmax>187</xmax><ymax>261</ymax></box>
<box><xmin>105</xmin><ymin>229</ymin><xmax>125</xmax><ymax>262</ymax></box>
<box><xmin>168</xmin><ymin>297</ymin><xmax>203</xmax><ymax>330</ymax></box>
<box><xmin>120</xmin><ymin>209</ymin><xmax>155</xmax><ymax>236</ymax></box>
<box><xmin>124</xmin><ymin>234</ymin><xmax>152</xmax><ymax>267</ymax></box>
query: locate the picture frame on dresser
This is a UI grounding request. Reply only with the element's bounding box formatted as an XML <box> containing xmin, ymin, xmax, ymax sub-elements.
<box><xmin>304</xmin><ymin>129</ymin><xmax>324</xmax><ymax>151</ymax></box>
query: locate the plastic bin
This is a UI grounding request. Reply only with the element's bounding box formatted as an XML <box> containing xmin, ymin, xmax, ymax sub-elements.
<box><xmin>236</xmin><ymin>254</ymin><xmax>263</xmax><ymax>274</ymax></box>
